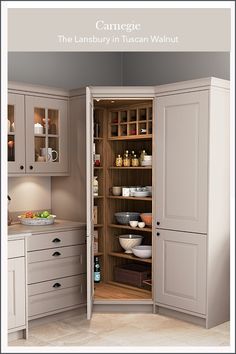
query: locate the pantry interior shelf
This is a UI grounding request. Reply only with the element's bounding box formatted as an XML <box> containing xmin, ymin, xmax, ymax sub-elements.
<box><xmin>94</xmin><ymin>224</ymin><xmax>103</xmax><ymax>228</ymax></box>
<box><xmin>109</xmin><ymin>252</ymin><xmax>152</xmax><ymax>264</ymax></box>
<box><xmin>108</xmin><ymin>135</ymin><xmax>152</xmax><ymax>141</ymax></box>
<box><xmin>109</xmin><ymin>224</ymin><xmax>152</xmax><ymax>233</ymax></box>
<box><xmin>94</xmin><ymin>252</ymin><xmax>103</xmax><ymax>257</ymax></box>
<box><xmin>109</xmin><ymin>166</ymin><xmax>152</xmax><ymax>170</ymax></box>
<box><xmin>107</xmin><ymin>196</ymin><xmax>152</xmax><ymax>201</ymax></box>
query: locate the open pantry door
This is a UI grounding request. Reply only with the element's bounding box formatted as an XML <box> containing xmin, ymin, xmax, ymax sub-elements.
<box><xmin>86</xmin><ymin>87</ymin><xmax>94</xmax><ymax>320</ymax></box>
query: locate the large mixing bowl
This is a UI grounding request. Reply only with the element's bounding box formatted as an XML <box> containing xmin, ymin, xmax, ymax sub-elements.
<box><xmin>115</xmin><ymin>212</ymin><xmax>140</xmax><ymax>225</ymax></box>
<box><xmin>119</xmin><ymin>234</ymin><xmax>143</xmax><ymax>254</ymax></box>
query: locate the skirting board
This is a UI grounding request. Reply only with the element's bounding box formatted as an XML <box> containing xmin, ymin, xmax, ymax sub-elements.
<box><xmin>93</xmin><ymin>303</ymin><xmax>153</xmax><ymax>313</ymax></box>
<box><xmin>157</xmin><ymin>306</ymin><xmax>206</xmax><ymax>327</ymax></box>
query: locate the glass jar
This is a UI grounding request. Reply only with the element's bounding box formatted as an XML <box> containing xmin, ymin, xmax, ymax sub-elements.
<box><xmin>115</xmin><ymin>154</ymin><xmax>123</xmax><ymax>167</ymax></box>
<box><xmin>140</xmin><ymin>150</ymin><xmax>147</xmax><ymax>164</ymax></box>
<box><xmin>131</xmin><ymin>154</ymin><xmax>139</xmax><ymax>167</ymax></box>
<box><xmin>123</xmin><ymin>153</ymin><xmax>131</xmax><ymax>167</ymax></box>
<box><xmin>93</xmin><ymin>176</ymin><xmax>99</xmax><ymax>196</ymax></box>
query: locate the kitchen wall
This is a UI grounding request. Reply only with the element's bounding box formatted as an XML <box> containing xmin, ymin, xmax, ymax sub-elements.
<box><xmin>8</xmin><ymin>177</ymin><xmax>51</xmax><ymax>213</ymax></box>
<box><xmin>122</xmin><ymin>52</ymin><xmax>230</xmax><ymax>85</ymax></box>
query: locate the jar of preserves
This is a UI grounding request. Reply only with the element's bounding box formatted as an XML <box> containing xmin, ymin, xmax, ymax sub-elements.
<box><xmin>131</xmin><ymin>154</ymin><xmax>139</xmax><ymax>167</ymax></box>
<box><xmin>123</xmin><ymin>153</ymin><xmax>131</xmax><ymax>167</ymax></box>
<box><xmin>140</xmin><ymin>150</ymin><xmax>147</xmax><ymax>164</ymax></box>
<box><xmin>115</xmin><ymin>154</ymin><xmax>123</xmax><ymax>167</ymax></box>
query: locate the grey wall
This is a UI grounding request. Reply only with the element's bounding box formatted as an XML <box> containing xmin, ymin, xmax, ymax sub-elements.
<box><xmin>122</xmin><ymin>52</ymin><xmax>230</xmax><ymax>85</ymax></box>
<box><xmin>8</xmin><ymin>52</ymin><xmax>230</xmax><ymax>89</ymax></box>
<box><xmin>8</xmin><ymin>52</ymin><xmax>123</xmax><ymax>89</ymax></box>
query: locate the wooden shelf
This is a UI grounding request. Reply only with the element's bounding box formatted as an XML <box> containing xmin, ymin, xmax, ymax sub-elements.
<box><xmin>109</xmin><ymin>166</ymin><xmax>152</xmax><ymax>170</ymax></box>
<box><xmin>109</xmin><ymin>224</ymin><xmax>152</xmax><ymax>233</ymax></box>
<box><xmin>8</xmin><ymin>132</ymin><xmax>15</xmax><ymax>136</ymax></box>
<box><xmin>94</xmin><ymin>195</ymin><xmax>104</xmax><ymax>199</ymax></box>
<box><xmin>94</xmin><ymin>166</ymin><xmax>103</xmax><ymax>170</ymax></box>
<box><xmin>108</xmin><ymin>281</ymin><xmax>152</xmax><ymax>295</ymax></box>
<box><xmin>107</xmin><ymin>195</ymin><xmax>152</xmax><ymax>201</ymax></box>
<box><xmin>94</xmin><ymin>252</ymin><xmax>103</xmax><ymax>256</ymax></box>
<box><xmin>94</xmin><ymin>137</ymin><xmax>103</xmax><ymax>141</ymax></box>
<box><xmin>94</xmin><ymin>224</ymin><xmax>103</xmax><ymax>228</ymax></box>
<box><xmin>109</xmin><ymin>252</ymin><xmax>152</xmax><ymax>264</ymax></box>
<box><xmin>108</xmin><ymin>134</ymin><xmax>152</xmax><ymax>141</ymax></box>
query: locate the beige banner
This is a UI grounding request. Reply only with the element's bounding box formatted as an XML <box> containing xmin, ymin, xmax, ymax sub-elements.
<box><xmin>8</xmin><ymin>8</ymin><xmax>230</xmax><ymax>51</ymax></box>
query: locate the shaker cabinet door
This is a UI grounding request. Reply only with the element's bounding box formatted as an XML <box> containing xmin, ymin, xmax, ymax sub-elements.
<box><xmin>25</xmin><ymin>96</ymin><xmax>68</xmax><ymax>174</ymax></box>
<box><xmin>155</xmin><ymin>91</ymin><xmax>208</xmax><ymax>233</ymax></box>
<box><xmin>8</xmin><ymin>257</ymin><xmax>26</xmax><ymax>330</ymax></box>
<box><xmin>155</xmin><ymin>230</ymin><xmax>207</xmax><ymax>315</ymax></box>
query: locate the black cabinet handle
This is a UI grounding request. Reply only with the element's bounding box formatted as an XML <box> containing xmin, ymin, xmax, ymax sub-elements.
<box><xmin>52</xmin><ymin>251</ymin><xmax>61</xmax><ymax>257</ymax></box>
<box><xmin>52</xmin><ymin>238</ymin><xmax>61</xmax><ymax>243</ymax></box>
<box><xmin>20</xmin><ymin>165</ymin><xmax>24</xmax><ymax>170</ymax></box>
<box><xmin>29</xmin><ymin>165</ymin><xmax>33</xmax><ymax>170</ymax></box>
<box><xmin>156</xmin><ymin>232</ymin><xmax>160</xmax><ymax>236</ymax></box>
<box><xmin>53</xmin><ymin>282</ymin><xmax>61</xmax><ymax>288</ymax></box>
<box><xmin>156</xmin><ymin>221</ymin><xmax>160</xmax><ymax>225</ymax></box>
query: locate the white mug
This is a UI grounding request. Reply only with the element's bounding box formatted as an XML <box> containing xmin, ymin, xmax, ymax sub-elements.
<box><xmin>40</xmin><ymin>147</ymin><xmax>58</xmax><ymax>162</ymax></box>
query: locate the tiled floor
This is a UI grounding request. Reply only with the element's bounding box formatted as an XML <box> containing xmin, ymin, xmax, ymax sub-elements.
<box><xmin>9</xmin><ymin>313</ymin><xmax>230</xmax><ymax>348</ymax></box>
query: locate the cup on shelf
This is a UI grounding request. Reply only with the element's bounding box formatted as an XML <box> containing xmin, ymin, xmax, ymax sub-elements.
<box><xmin>129</xmin><ymin>220</ymin><xmax>138</xmax><ymax>227</ymax></box>
<box><xmin>138</xmin><ymin>222</ymin><xmax>145</xmax><ymax>228</ymax></box>
<box><xmin>40</xmin><ymin>147</ymin><xmax>58</xmax><ymax>162</ymax></box>
<box><xmin>112</xmin><ymin>186</ymin><xmax>122</xmax><ymax>196</ymax></box>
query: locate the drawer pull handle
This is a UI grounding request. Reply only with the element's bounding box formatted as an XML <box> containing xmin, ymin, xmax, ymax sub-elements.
<box><xmin>52</xmin><ymin>251</ymin><xmax>61</xmax><ymax>257</ymax></box>
<box><xmin>52</xmin><ymin>238</ymin><xmax>61</xmax><ymax>243</ymax></box>
<box><xmin>53</xmin><ymin>282</ymin><xmax>61</xmax><ymax>288</ymax></box>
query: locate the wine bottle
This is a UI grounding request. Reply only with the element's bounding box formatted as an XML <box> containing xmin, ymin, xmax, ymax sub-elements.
<box><xmin>94</xmin><ymin>256</ymin><xmax>101</xmax><ymax>283</ymax></box>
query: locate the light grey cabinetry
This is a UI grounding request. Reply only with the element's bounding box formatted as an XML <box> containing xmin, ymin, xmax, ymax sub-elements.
<box><xmin>155</xmin><ymin>91</ymin><xmax>208</xmax><ymax>234</ymax></box>
<box><xmin>155</xmin><ymin>230</ymin><xmax>207</xmax><ymax>315</ymax></box>
<box><xmin>8</xmin><ymin>239</ymin><xmax>26</xmax><ymax>332</ymax></box>
<box><xmin>27</xmin><ymin>228</ymin><xmax>86</xmax><ymax>319</ymax></box>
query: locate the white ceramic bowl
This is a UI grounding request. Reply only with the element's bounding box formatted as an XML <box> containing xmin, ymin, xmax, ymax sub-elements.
<box><xmin>138</xmin><ymin>222</ymin><xmax>145</xmax><ymax>228</ymax></box>
<box><xmin>133</xmin><ymin>190</ymin><xmax>150</xmax><ymax>198</ymax></box>
<box><xmin>132</xmin><ymin>245</ymin><xmax>152</xmax><ymax>258</ymax></box>
<box><xmin>141</xmin><ymin>160</ymin><xmax>152</xmax><ymax>167</ymax></box>
<box><xmin>129</xmin><ymin>220</ymin><xmax>138</xmax><ymax>227</ymax></box>
<box><xmin>119</xmin><ymin>235</ymin><xmax>143</xmax><ymax>253</ymax></box>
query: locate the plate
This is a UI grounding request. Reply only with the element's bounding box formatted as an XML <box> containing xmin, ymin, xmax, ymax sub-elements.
<box><xmin>133</xmin><ymin>191</ymin><xmax>150</xmax><ymax>198</ymax></box>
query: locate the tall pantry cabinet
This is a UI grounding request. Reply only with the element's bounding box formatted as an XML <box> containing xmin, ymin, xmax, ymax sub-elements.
<box><xmin>83</xmin><ymin>78</ymin><xmax>230</xmax><ymax>329</ymax></box>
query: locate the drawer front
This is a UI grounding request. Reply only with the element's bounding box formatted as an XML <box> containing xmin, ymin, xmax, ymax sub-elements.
<box><xmin>28</xmin><ymin>253</ymin><xmax>86</xmax><ymax>284</ymax></box>
<box><xmin>28</xmin><ymin>229</ymin><xmax>85</xmax><ymax>251</ymax></box>
<box><xmin>8</xmin><ymin>239</ymin><xmax>25</xmax><ymax>259</ymax></box>
<box><xmin>28</xmin><ymin>245</ymin><xmax>84</xmax><ymax>263</ymax></box>
<box><xmin>28</xmin><ymin>274</ymin><xmax>86</xmax><ymax>296</ymax></box>
<box><xmin>28</xmin><ymin>279</ymin><xmax>86</xmax><ymax>317</ymax></box>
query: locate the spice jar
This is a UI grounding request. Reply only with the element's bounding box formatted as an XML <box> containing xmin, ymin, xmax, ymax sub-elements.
<box><xmin>123</xmin><ymin>153</ymin><xmax>131</xmax><ymax>167</ymax></box>
<box><xmin>131</xmin><ymin>154</ymin><xmax>139</xmax><ymax>167</ymax></box>
<box><xmin>115</xmin><ymin>154</ymin><xmax>123</xmax><ymax>167</ymax></box>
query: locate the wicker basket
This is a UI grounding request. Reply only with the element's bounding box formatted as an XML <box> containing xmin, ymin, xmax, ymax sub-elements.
<box><xmin>18</xmin><ymin>215</ymin><xmax>56</xmax><ymax>226</ymax></box>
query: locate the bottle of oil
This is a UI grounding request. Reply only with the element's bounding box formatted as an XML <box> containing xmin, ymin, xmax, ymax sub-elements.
<box><xmin>94</xmin><ymin>256</ymin><xmax>101</xmax><ymax>283</ymax></box>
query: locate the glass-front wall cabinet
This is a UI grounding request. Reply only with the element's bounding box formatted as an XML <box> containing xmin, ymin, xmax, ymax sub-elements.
<box><xmin>8</xmin><ymin>94</ymin><xmax>25</xmax><ymax>174</ymax></box>
<box><xmin>25</xmin><ymin>96</ymin><xmax>68</xmax><ymax>174</ymax></box>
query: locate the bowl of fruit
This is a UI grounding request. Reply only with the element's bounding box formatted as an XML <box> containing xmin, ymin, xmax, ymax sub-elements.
<box><xmin>18</xmin><ymin>210</ymin><xmax>56</xmax><ymax>226</ymax></box>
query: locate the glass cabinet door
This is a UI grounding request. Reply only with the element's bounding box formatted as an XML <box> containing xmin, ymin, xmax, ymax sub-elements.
<box><xmin>8</xmin><ymin>94</ymin><xmax>25</xmax><ymax>174</ymax></box>
<box><xmin>25</xmin><ymin>96</ymin><xmax>68</xmax><ymax>174</ymax></box>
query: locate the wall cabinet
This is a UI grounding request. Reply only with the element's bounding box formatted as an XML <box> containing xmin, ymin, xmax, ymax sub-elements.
<box><xmin>8</xmin><ymin>239</ymin><xmax>26</xmax><ymax>332</ymax></box>
<box><xmin>155</xmin><ymin>230</ymin><xmax>207</xmax><ymax>314</ymax></box>
<box><xmin>8</xmin><ymin>84</ymin><xmax>69</xmax><ymax>176</ymax></box>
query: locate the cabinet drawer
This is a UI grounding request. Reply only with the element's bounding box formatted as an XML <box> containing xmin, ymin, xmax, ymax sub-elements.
<box><xmin>27</xmin><ymin>229</ymin><xmax>85</xmax><ymax>251</ymax></box>
<box><xmin>28</xmin><ymin>253</ymin><xmax>86</xmax><ymax>284</ymax></box>
<box><xmin>8</xmin><ymin>239</ymin><xmax>25</xmax><ymax>259</ymax></box>
<box><xmin>28</xmin><ymin>280</ymin><xmax>86</xmax><ymax>318</ymax></box>
<box><xmin>28</xmin><ymin>245</ymin><xmax>84</xmax><ymax>263</ymax></box>
<box><xmin>28</xmin><ymin>274</ymin><xmax>86</xmax><ymax>296</ymax></box>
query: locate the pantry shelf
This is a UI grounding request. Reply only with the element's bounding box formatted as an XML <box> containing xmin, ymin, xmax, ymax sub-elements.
<box><xmin>109</xmin><ymin>166</ymin><xmax>152</xmax><ymax>170</ymax></box>
<box><xmin>109</xmin><ymin>252</ymin><xmax>152</xmax><ymax>264</ymax></box>
<box><xmin>109</xmin><ymin>224</ymin><xmax>152</xmax><ymax>233</ymax></box>
<box><xmin>94</xmin><ymin>224</ymin><xmax>103</xmax><ymax>228</ymax></box>
<box><xmin>107</xmin><ymin>196</ymin><xmax>152</xmax><ymax>201</ymax></box>
<box><xmin>108</xmin><ymin>135</ymin><xmax>152</xmax><ymax>141</ymax></box>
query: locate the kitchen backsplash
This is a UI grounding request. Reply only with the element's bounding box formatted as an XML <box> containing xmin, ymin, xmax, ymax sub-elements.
<box><xmin>8</xmin><ymin>177</ymin><xmax>51</xmax><ymax>213</ymax></box>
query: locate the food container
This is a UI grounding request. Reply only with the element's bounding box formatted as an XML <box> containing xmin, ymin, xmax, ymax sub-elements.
<box><xmin>114</xmin><ymin>212</ymin><xmax>140</xmax><ymax>225</ymax></box>
<box><xmin>114</xmin><ymin>263</ymin><xmax>151</xmax><ymax>288</ymax></box>
<box><xmin>18</xmin><ymin>215</ymin><xmax>56</xmax><ymax>226</ymax></box>
<box><xmin>122</xmin><ymin>187</ymin><xmax>130</xmax><ymax>197</ymax></box>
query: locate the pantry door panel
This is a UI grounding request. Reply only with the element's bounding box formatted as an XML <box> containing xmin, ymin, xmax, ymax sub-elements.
<box><xmin>86</xmin><ymin>87</ymin><xmax>94</xmax><ymax>320</ymax></box>
<box><xmin>155</xmin><ymin>91</ymin><xmax>208</xmax><ymax>233</ymax></box>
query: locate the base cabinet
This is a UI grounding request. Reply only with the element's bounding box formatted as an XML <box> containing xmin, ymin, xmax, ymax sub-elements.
<box><xmin>155</xmin><ymin>230</ymin><xmax>207</xmax><ymax>315</ymax></box>
<box><xmin>8</xmin><ymin>243</ymin><xmax>26</xmax><ymax>331</ymax></box>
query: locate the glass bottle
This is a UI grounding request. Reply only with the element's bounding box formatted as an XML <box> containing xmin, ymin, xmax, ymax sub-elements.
<box><xmin>123</xmin><ymin>153</ymin><xmax>131</xmax><ymax>167</ymax></box>
<box><xmin>131</xmin><ymin>154</ymin><xmax>139</xmax><ymax>167</ymax></box>
<box><xmin>140</xmin><ymin>150</ymin><xmax>147</xmax><ymax>164</ymax></box>
<box><xmin>94</xmin><ymin>256</ymin><xmax>101</xmax><ymax>283</ymax></box>
<box><xmin>93</xmin><ymin>176</ymin><xmax>99</xmax><ymax>196</ymax></box>
<box><xmin>115</xmin><ymin>154</ymin><xmax>123</xmax><ymax>167</ymax></box>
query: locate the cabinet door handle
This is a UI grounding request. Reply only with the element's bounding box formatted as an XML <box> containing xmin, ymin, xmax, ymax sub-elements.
<box><xmin>52</xmin><ymin>238</ymin><xmax>61</xmax><ymax>243</ymax></box>
<box><xmin>156</xmin><ymin>221</ymin><xmax>160</xmax><ymax>226</ymax></box>
<box><xmin>156</xmin><ymin>232</ymin><xmax>160</xmax><ymax>236</ymax></box>
<box><xmin>52</xmin><ymin>251</ymin><xmax>61</xmax><ymax>257</ymax></box>
<box><xmin>29</xmin><ymin>165</ymin><xmax>33</xmax><ymax>170</ymax></box>
<box><xmin>20</xmin><ymin>165</ymin><xmax>24</xmax><ymax>170</ymax></box>
<box><xmin>53</xmin><ymin>282</ymin><xmax>61</xmax><ymax>288</ymax></box>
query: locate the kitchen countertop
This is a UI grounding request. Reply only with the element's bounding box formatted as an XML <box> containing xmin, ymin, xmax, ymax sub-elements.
<box><xmin>8</xmin><ymin>219</ymin><xmax>86</xmax><ymax>236</ymax></box>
